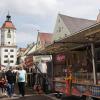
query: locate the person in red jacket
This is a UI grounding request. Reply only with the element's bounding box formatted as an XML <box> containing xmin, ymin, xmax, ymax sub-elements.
<box><xmin>0</xmin><ymin>77</ymin><xmax>7</xmax><ymax>95</ymax></box>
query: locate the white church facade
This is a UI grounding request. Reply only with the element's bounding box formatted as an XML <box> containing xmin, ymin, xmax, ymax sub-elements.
<box><xmin>0</xmin><ymin>14</ymin><xmax>17</xmax><ymax>67</ymax></box>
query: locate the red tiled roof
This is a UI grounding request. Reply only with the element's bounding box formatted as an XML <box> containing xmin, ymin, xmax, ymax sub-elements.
<box><xmin>1</xmin><ymin>21</ymin><xmax>16</xmax><ymax>29</ymax></box>
<box><xmin>38</xmin><ymin>32</ymin><xmax>53</xmax><ymax>43</ymax></box>
<box><xmin>20</xmin><ymin>48</ymin><xmax>27</xmax><ymax>52</ymax></box>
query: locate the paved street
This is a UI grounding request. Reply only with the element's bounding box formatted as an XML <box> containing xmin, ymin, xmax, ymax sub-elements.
<box><xmin>0</xmin><ymin>94</ymin><xmax>82</xmax><ymax>100</ymax></box>
<box><xmin>0</xmin><ymin>94</ymin><xmax>59</xmax><ymax>100</ymax></box>
<box><xmin>0</xmin><ymin>85</ymin><xmax>81</xmax><ymax>100</ymax></box>
<box><xmin>0</xmin><ymin>84</ymin><xmax>82</xmax><ymax>100</ymax></box>
<box><xmin>0</xmin><ymin>85</ymin><xmax>59</xmax><ymax>100</ymax></box>
<box><xmin>0</xmin><ymin>82</ymin><xmax>81</xmax><ymax>100</ymax></box>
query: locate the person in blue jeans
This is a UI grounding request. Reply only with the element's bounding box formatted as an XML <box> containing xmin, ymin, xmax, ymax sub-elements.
<box><xmin>17</xmin><ymin>65</ymin><xmax>27</xmax><ymax>97</ymax></box>
<box><xmin>5</xmin><ymin>67</ymin><xmax>15</xmax><ymax>97</ymax></box>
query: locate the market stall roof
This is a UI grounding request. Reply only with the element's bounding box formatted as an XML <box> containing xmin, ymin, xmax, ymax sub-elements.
<box><xmin>29</xmin><ymin>22</ymin><xmax>100</xmax><ymax>56</ymax></box>
<box><xmin>60</xmin><ymin>22</ymin><xmax>100</xmax><ymax>43</ymax></box>
<box><xmin>41</xmin><ymin>22</ymin><xmax>100</xmax><ymax>54</ymax></box>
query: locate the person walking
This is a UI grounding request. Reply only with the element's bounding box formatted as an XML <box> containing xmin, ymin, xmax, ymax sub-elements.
<box><xmin>0</xmin><ymin>69</ymin><xmax>6</xmax><ymax>96</ymax></box>
<box><xmin>0</xmin><ymin>68</ymin><xmax>5</xmax><ymax>96</ymax></box>
<box><xmin>5</xmin><ymin>67</ymin><xmax>15</xmax><ymax>97</ymax></box>
<box><xmin>12</xmin><ymin>67</ymin><xmax>17</xmax><ymax>95</ymax></box>
<box><xmin>17</xmin><ymin>65</ymin><xmax>27</xmax><ymax>97</ymax></box>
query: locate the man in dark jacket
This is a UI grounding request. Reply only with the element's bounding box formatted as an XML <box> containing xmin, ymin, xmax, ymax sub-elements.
<box><xmin>5</xmin><ymin>67</ymin><xmax>15</xmax><ymax>97</ymax></box>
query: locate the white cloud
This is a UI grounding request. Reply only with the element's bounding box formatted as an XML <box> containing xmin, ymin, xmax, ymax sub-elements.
<box><xmin>16</xmin><ymin>31</ymin><xmax>38</xmax><ymax>48</ymax></box>
<box><xmin>55</xmin><ymin>0</ymin><xmax>100</xmax><ymax>19</ymax></box>
<box><xmin>0</xmin><ymin>0</ymin><xmax>100</xmax><ymax>17</ymax></box>
<box><xmin>0</xmin><ymin>0</ymin><xmax>57</xmax><ymax>17</ymax></box>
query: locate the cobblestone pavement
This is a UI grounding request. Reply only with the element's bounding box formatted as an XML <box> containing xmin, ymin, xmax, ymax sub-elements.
<box><xmin>0</xmin><ymin>84</ymin><xmax>59</xmax><ymax>100</ymax></box>
<box><xmin>0</xmin><ymin>94</ymin><xmax>59</xmax><ymax>100</ymax></box>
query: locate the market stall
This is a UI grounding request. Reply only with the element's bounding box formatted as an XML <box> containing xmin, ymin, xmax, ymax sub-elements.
<box><xmin>41</xmin><ymin>22</ymin><xmax>100</xmax><ymax>99</ymax></box>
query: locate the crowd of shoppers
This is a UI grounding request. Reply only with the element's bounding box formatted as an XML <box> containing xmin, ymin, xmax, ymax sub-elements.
<box><xmin>0</xmin><ymin>61</ymin><xmax>50</xmax><ymax>98</ymax></box>
<box><xmin>0</xmin><ymin>64</ymin><xmax>27</xmax><ymax>98</ymax></box>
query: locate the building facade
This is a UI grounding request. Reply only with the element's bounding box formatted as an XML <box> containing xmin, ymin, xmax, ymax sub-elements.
<box><xmin>35</xmin><ymin>32</ymin><xmax>53</xmax><ymax>62</ymax></box>
<box><xmin>53</xmin><ymin>14</ymin><xmax>95</xmax><ymax>41</ymax></box>
<box><xmin>0</xmin><ymin>14</ymin><xmax>17</xmax><ymax>67</ymax></box>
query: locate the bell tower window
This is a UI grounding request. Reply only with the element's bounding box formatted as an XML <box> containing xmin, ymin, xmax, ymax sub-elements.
<box><xmin>7</xmin><ymin>33</ymin><xmax>11</xmax><ymax>38</ymax></box>
<box><xmin>8</xmin><ymin>29</ymin><xmax>10</xmax><ymax>33</ymax></box>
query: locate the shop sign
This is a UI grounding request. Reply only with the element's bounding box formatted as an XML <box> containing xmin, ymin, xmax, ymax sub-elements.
<box><xmin>56</xmin><ymin>54</ymin><xmax>65</xmax><ymax>62</ymax></box>
<box><xmin>25</xmin><ymin>56</ymin><xmax>33</xmax><ymax>67</ymax></box>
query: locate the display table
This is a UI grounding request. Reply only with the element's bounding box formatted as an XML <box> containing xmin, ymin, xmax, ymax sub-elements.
<box><xmin>52</xmin><ymin>79</ymin><xmax>100</xmax><ymax>99</ymax></box>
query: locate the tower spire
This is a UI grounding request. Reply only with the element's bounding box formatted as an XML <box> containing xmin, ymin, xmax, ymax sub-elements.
<box><xmin>6</xmin><ymin>11</ymin><xmax>11</xmax><ymax>21</ymax></box>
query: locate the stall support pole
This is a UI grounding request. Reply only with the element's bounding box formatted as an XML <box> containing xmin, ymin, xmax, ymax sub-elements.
<box><xmin>91</xmin><ymin>43</ymin><xmax>97</xmax><ymax>85</ymax></box>
<box><xmin>50</xmin><ymin>54</ymin><xmax>54</xmax><ymax>91</ymax></box>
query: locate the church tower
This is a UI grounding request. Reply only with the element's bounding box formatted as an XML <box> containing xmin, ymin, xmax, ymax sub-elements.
<box><xmin>0</xmin><ymin>13</ymin><xmax>17</xmax><ymax>67</ymax></box>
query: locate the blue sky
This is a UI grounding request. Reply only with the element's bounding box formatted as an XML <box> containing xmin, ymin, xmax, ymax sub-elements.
<box><xmin>0</xmin><ymin>0</ymin><xmax>100</xmax><ymax>48</ymax></box>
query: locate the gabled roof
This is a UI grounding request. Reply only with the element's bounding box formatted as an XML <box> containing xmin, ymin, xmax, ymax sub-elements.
<box><xmin>38</xmin><ymin>32</ymin><xmax>53</xmax><ymax>43</ymax></box>
<box><xmin>1</xmin><ymin>21</ymin><xmax>16</xmax><ymax>29</ymax></box>
<box><xmin>59</xmin><ymin>14</ymin><xmax>96</xmax><ymax>33</ymax></box>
